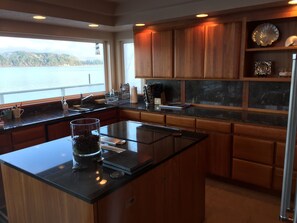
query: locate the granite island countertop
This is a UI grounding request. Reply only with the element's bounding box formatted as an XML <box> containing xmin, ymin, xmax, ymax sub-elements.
<box><xmin>0</xmin><ymin>120</ymin><xmax>207</xmax><ymax>203</ymax></box>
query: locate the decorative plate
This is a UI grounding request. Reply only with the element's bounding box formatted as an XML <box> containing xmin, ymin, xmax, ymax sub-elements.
<box><xmin>285</xmin><ymin>35</ymin><xmax>297</xmax><ymax>47</ymax></box>
<box><xmin>252</xmin><ymin>23</ymin><xmax>279</xmax><ymax>46</ymax></box>
<box><xmin>254</xmin><ymin>61</ymin><xmax>272</xmax><ymax>77</ymax></box>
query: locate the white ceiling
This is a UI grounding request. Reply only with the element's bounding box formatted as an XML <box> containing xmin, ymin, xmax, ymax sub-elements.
<box><xmin>0</xmin><ymin>0</ymin><xmax>287</xmax><ymax>32</ymax></box>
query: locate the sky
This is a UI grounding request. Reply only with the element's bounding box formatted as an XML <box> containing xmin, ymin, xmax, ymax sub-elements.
<box><xmin>0</xmin><ymin>36</ymin><xmax>103</xmax><ymax>61</ymax></box>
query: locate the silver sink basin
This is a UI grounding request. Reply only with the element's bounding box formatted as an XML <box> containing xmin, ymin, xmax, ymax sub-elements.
<box><xmin>68</xmin><ymin>104</ymin><xmax>112</xmax><ymax>112</ymax></box>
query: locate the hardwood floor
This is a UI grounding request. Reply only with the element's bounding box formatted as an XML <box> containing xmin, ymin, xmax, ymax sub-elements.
<box><xmin>205</xmin><ymin>178</ymin><xmax>281</xmax><ymax>223</ymax></box>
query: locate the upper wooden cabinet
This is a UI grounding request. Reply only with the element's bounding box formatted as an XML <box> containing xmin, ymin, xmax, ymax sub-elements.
<box><xmin>174</xmin><ymin>25</ymin><xmax>205</xmax><ymax>78</ymax></box>
<box><xmin>204</xmin><ymin>21</ymin><xmax>242</xmax><ymax>79</ymax></box>
<box><xmin>134</xmin><ymin>30</ymin><xmax>173</xmax><ymax>78</ymax></box>
<box><xmin>152</xmin><ymin>30</ymin><xmax>173</xmax><ymax>78</ymax></box>
<box><xmin>134</xmin><ymin>31</ymin><xmax>152</xmax><ymax>78</ymax></box>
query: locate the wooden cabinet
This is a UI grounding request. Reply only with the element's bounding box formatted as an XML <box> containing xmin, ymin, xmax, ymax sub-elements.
<box><xmin>232</xmin><ymin>123</ymin><xmax>286</xmax><ymax>189</ymax></box>
<box><xmin>0</xmin><ymin>132</ymin><xmax>12</xmax><ymax>154</ymax></box>
<box><xmin>119</xmin><ymin>109</ymin><xmax>141</xmax><ymax>121</ymax></box>
<box><xmin>84</xmin><ymin>108</ymin><xmax>118</xmax><ymax>126</ymax></box>
<box><xmin>232</xmin><ymin>158</ymin><xmax>273</xmax><ymax>189</ymax></box>
<box><xmin>134</xmin><ymin>29</ymin><xmax>173</xmax><ymax>78</ymax></box>
<box><xmin>196</xmin><ymin>119</ymin><xmax>232</xmax><ymax>178</ymax></box>
<box><xmin>134</xmin><ymin>31</ymin><xmax>152</xmax><ymax>78</ymax></box>
<box><xmin>11</xmin><ymin>125</ymin><xmax>46</xmax><ymax>150</ymax></box>
<box><xmin>174</xmin><ymin>25</ymin><xmax>205</xmax><ymax>78</ymax></box>
<box><xmin>166</xmin><ymin>115</ymin><xmax>195</xmax><ymax>131</ymax></box>
<box><xmin>47</xmin><ymin>120</ymin><xmax>72</xmax><ymax>141</ymax></box>
<box><xmin>140</xmin><ymin>112</ymin><xmax>165</xmax><ymax>124</ymax></box>
<box><xmin>152</xmin><ymin>30</ymin><xmax>173</xmax><ymax>78</ymax></box>
<box><xmin>204</xmin><ymin>21</ymin><xmax>242</xmax><ymax>79</ymax></box>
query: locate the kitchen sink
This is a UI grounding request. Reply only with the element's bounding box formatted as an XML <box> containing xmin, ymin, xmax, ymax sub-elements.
<box><xmin>68</xmin><ymin>103</ymin><xmax>113</xmax><ymax>113</ymax></box>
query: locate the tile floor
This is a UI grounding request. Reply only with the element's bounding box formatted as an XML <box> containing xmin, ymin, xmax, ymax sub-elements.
<box><xmin>205</xmin><ymin>178</ymin><xmax>282</xmax><ymax>223</ymax></box>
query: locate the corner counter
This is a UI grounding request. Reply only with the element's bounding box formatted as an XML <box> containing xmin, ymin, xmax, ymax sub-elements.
<box><xmin>0</xmin><ymin>121</ymin><xmax>207</xmax><ymax>223</ymax></box>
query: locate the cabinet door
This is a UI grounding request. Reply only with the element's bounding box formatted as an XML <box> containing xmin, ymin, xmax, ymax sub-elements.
<box><xmin>204</xmin><ymin>22</ymin><xmax>241</xmax><ymax>79</ymax></box>
<box><xmin>12</xmin><ymin>125</ymin><xmax>46</xmax><ymax>150</ymax></box>
<box><xmin>84</xmin><ymin>108</ymin><xmax>118</xmax><ymax>126</ymax></box>
<box><xmin>0</xmin><ymin>132</ymin><xmax>12</xmax><ymax>154</ymax></box>
<box><xmin>141</xmin><ymin>112</ymin><xmax>165</xmax><ymax>124</ymax></box>
<box><xmin>174</xmin><ymin>25</ymin><xmax>204</xmax><ymax>78</ymax></box>
<box><xmin>119</xmin><ymin>109</ymin><xmax>140</xmax><ymax>121</ymax></box>
<box><xmin>232</xmin><ymin>158</ymin><xmax>272</xmax><ymax>189</ymax></box>
<box><xmin>134</xmin><ymin>31</ymin><xmax>152</xmax><ymax>78</ymax></box>
<box><xmin>152</xmin><ymin>30</ymin><xmax>173</xmax><ymax>78</ymax></box>
<box><xmin>47</xmin><ymin>120</ymin><xmax>71</xmax><ymax>141</ymax></box>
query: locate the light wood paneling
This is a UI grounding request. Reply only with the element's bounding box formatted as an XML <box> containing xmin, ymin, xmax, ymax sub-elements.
<box><xmin>1</xmin><ymin>163</ymin><xmax>96</xmax><ymax>223</ymax></box>
<box><xmin>152</xmin><ymin>30</ymin><xmax>173</xmax><ymax>78</ymax></box>
<box><xmin>174</xmin><ymin>25</ymin><xmax>204</xmax><ymax>78</ymax></box>
<box><xmin>232</xmin><ymin>158</ymin><xmax>272</xmax><ymax>189</ymax></box>
<box><xmin>234</xmin><ymin>123</ymin><xmax>286</xmax><ymax>141</ymax></box>
<box><xmin>233</xmin><ymin>136</ymin><xmax>274</xmax><ymax>165</ymax></box>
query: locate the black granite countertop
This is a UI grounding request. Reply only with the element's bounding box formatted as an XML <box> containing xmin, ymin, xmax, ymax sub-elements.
<box><xmin>0</xmin><ymin>101</ymin><xmax>288</xmax><ymax>132</ymax></box>
<box><xmin>118</xmin><ymin>102</ymin><xmax>288</xmax><ymax>128</ymax></box>
<box><xmin>0</xmin><ymin>121</ymin><xmax>207</xmax><ymax>203</ymax></box>
<box><xmin>0</xmin><ymin>104</ymin><xmax>116</xmax><ymax>131</ymax></box>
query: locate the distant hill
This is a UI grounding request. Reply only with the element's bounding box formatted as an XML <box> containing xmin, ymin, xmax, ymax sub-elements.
<box><xmin>0</xmin><ymin>51</ymin><xmax>102</xmax><ymax>67</ymax></box>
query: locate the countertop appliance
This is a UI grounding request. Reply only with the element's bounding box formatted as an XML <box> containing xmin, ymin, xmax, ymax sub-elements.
<box><xmin>280</xmin><ymin>54</ymin><xmax>297</xmax><ymax>222</ymax></box>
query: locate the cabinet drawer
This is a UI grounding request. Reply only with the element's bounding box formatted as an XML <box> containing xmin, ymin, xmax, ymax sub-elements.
<box><xmin>0</xmin><ymin>132</ymin><xmax>12</xmax><ymax>154</ymax></box>
<box><xmin>234</xmin><ymin>123</ymin><xmax>286</xmax><ymax>141</ymax></box>
<box><xmin>196</xmin><ymin>119</ymin><xmax>231</xmax><ymax>133</ymax></box>
<box><xmin>233</xmin><ymin>136</ymin><xmax>274</xmax><ymax>165</ymax></box>
<box><xmin>141</xmin><ymin>112</ymin><xmax>165</xmax><ymax>124</ymax></box>
<box><xmin>85</xmin><ymin>109</ymin><xmax>117</xmax><ymax>121</ymax></box>
<box><xmin>166</xmin><ymin>115</ymin><xmax>195</xmax><ymax>129</ymax></box>
<box><xmin>273</xmin><ymin>167</ymin><xmax>297</xmax><ymax>192</ymax></box>
<box><xmin>275</xmin><ymin>142</ymin><xmax>297</xmax><ymax>169</ymax></box>
<box><xmin>47</xmin><ymin>121</ymin><xmax>71</xmax><ymax>141</ymax></box>
<box><xmin>119</xmin><ymin>110</ymin><xmax>140</xmax><ymax>121</ymax></box>
<box><xmin>12</xmin><ymin>125</ymin><xmax>46</xmax><ymax>150</ymax></box>
<box><xmin>232</xmin><ymin>159</ymin><xmax>272</xmax><ymax>189</ymax></box>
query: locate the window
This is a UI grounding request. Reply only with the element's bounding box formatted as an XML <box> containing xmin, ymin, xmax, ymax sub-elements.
<box><xmin>122</xmin><ymin>42</ymin><xmax>142</xmax><ymax>93</ymax></box>
<box><xmin>0</xmin><ymin>36</ymin><xmax>106</xmax><ymax>104</ymax></box>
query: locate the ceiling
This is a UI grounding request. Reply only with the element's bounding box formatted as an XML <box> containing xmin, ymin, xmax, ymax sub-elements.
<box><xmin>0</xmin><ymin>0</ymin><xmax>287</xmax><ymax>32</ymax></box>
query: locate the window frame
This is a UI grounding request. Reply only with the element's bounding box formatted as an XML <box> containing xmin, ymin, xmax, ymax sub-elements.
<box><xmin>0</xmin><ymin>34</ymin><xmax>111</xmax><ymax>108</ymax></box>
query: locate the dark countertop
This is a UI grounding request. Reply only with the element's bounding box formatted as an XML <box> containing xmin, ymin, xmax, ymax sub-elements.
<box><xmin>118</xmin><ymin>102</ymin><xmax>288</xmax><ymax>128</ymax></box>
<box><xmin>0</xmin><ymin>101</ymin><xmax>288</xmax><ymax>132</ymax></box>
<box><xmin>0</xmin><ymin>121</ymin><xmax>207</xmax><ymax>203</ymax></box>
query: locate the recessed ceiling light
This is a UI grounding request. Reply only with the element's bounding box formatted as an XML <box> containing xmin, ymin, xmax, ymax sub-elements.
<box><xmin>288</xmin><ymin>0</ymin><xmax>297</xmax><ymax>4</ymax></box>
<box><xmin>135</xmin><ymin>23</ymin><xmax>145</xmax><ymax>27</ymax></box>
<box><xmin>88</xmin><ymin>24</ymin><xmax>99</xmax><ymax>28</ymax></box>
<box><xmin>33</xmin><ymin>15</ymin><xmax>46</xmax><ymax>20</ymax></box>
<box><xmin>196</xmin><ymin>13</ymin><xmax>208</xmax><ymax>18</ymax></box>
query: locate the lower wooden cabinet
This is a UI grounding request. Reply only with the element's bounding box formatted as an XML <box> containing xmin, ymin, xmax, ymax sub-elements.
<box><xmin>140</xmin><ymin>112</ymin><xmax>165</xmax><ymax>124</ymax></box>
<box><xmin>84</xmin><ymin>108</ymin><xmax>118</xmax><ymax>126</ymax></box>
<box><xmin>0</xmin><ymin>132</ymin><xmax>12</xmax><ymax>154</ymax></box>
<box><xmin>232</xmin><ymin>158</ymin><xmax>272</xmax><ymax>189</ymax></box>
<box><xmin>196</xmin><ymin>119</ymin><xmax>232</xmax><ymax>178</ymax></box>
<box><xmin>166</xmin><ymin>115</ymin><xmax>195</xmax><ymax>131</ymax></box>
<box><xmin>47</xmin><ymin>120</ymin><xmax>72</xmax><ymax>141</ymax></box>
<box><xmin>273</xmin><ymin>167</ymin><xmax>297</xmax><ymax>192</ymax></box>
<box><xmin>119</xmin><ymin>109</ymin><xmax>140</xmax><ymax>121</ymax></box>
<box><xmin>11</xmin><ymin>125</ymin><xmax>46</xmax><ymax>150</ymax></box>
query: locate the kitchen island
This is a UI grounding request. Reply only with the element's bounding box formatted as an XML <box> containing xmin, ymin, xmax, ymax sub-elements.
<box><xmin>0</xmin><ymin>120</ymin><xmax>207</xmax><ymax>223</ymax></box>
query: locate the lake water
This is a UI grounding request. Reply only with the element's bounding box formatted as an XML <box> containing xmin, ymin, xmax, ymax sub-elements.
<box><xmin>0</xmin><ymin>65</ymin><xmax>105</xmax><ymax>103</ymax></box>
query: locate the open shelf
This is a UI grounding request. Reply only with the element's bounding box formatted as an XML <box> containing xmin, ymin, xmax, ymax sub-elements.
<box><xmin>242</xmin><ymin>77</ymin><xmax>291</xmax><ymax>82</ymax></box>
<box><xmin>246</xmin><ymin>46</ymin><xmax>297</xmax><ymax>52</ymax></box>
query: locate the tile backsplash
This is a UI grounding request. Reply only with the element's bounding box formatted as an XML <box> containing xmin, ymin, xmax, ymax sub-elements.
<box><xmin>147</xmin><ymin>79</ymin><xmax>289</xmax><ymax>111</ymax></box>
<box><xmin>248</xmin><ymin>81</ymin><xmax>290</xmax><ymax>111</ymax></box>
<box><xmin>186</xmin><ymin>80</ymin><xmax>243</xmax><ymax>107</ymax></box>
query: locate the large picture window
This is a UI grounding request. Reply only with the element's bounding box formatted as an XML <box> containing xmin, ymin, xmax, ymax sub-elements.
<box><xmin>0</xmin><ymin>36</ymin><xmax>106</xmax><ymax>104</ymax></box>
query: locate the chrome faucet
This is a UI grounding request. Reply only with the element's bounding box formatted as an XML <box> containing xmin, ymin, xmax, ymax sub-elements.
<box><xmin>80</xmin><ymin>93</ymin><xmax>93</xmax><ymax>106</ymax></box>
